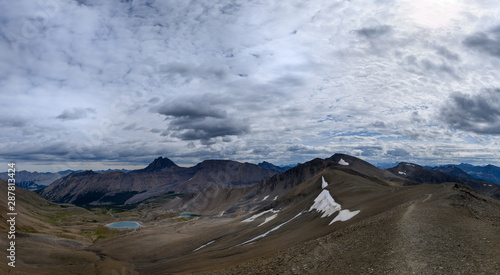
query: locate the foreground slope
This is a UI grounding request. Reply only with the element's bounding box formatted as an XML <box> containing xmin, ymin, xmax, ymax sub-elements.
<box><xmin>204</xmin><ymin>183</ymin><xmax>500</xmax><ymax>274</ymax></box>
<box><xmin>0</xmin><ymin>179</ymin><xmax>138</xmax><ymax>275</ymax></box>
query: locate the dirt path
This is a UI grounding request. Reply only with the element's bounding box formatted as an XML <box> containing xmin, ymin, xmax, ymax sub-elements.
<box><xmin>389</xmin><ymin>189</ymin><xmax>500</xmax><ymax>274</ymax></box>
<box><xmin>389</xmin><ymin>194</ymin><xmax>433</xmax><ymax>273</ymax></box>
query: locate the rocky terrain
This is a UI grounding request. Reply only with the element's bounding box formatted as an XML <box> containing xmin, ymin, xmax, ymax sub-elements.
<box><xmin>1</xmin><ymin>153</ymin><xmax>500</xmax><ymax>274</ymax></box>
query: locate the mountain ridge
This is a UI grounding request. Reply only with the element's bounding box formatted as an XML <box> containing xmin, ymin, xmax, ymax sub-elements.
<box><xmin>40</xmin><ymin>157</ymin><xmax>279</xmax><ymax>205</ymax></box>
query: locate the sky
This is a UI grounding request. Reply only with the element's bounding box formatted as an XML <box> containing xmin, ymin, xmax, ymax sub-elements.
<box><xmin>2</xmin><ymin>0</ymin><xmax>500</xmax><ymax>172</ymax></box>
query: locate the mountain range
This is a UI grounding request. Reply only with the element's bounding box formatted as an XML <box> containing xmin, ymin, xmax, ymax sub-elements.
<box><xmin>0</xmin><ymin>169</ymin><xmax>131</xmax><ymax>191</ymax></box>
<box><xmin>431</xmin><ymin>163</ymin><xmax>500</xmax><ymax>184</ymax></box>
<box><xmin>5</xmin><ymin>161</ymin><xmax>499</xmax><ymax>193</ymax></box>
<box><xmin>39</xmin><ymin>155</ymin><xmax>500</xmax><ymax>206</ymax></box>
<box><xmin>39</xmin><ymin>157</ymin><xmax>280</xmax><ymax>205</ymax></box>
<box><xmin>2</xmin><ymin>153</ymin><xmax>499</xmax><ymax>274</ymax></box>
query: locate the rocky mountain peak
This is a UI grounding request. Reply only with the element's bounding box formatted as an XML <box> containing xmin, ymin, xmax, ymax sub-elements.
<box><xmin>139</xmin><ymin>157</ymin><xmax>178</xmax><ymax>172</ymax></box>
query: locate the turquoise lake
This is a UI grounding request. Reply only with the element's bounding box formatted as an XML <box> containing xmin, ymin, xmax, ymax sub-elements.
<box><xmin>106</xmin><ymin>221</ymin><xmax>141</xmax><ymax>228</ymax></box>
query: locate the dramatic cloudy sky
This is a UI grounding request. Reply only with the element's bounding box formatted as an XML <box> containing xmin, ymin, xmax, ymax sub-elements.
<box><xmin>2</xmin><ymin>0</ymin><xmax>500</xmax><ymax>171</ymax></box>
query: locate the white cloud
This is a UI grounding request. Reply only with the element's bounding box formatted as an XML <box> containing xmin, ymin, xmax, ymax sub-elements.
<box><xmin>2</xmin><ymin>0</ymin><xmax>500</xmax><ymax>171</ymax></box>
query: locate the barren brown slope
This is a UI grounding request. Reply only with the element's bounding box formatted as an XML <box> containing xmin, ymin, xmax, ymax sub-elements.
<box><xmin>0</xmin><ymin>179</ymin><xmax>139</xmax><ymax>274</ymax></box>
<box><xmin>143</xmin><ymin>154</ymin><xmax>405</xmax><ymax>219</ymax></box>
<box><xmin>196</xmin><ymin>183</ymin><xmax>500</xmax><ymax>274</ymax></box>
<box><xmin>86</xmin><ymin>160</ymin><xmax>500</xmax><ymax>275</ymax></box>
<box><xmin>86</xmin><ymin>165</ymin><xmax>418</xmax><ymax>274</ymax></box>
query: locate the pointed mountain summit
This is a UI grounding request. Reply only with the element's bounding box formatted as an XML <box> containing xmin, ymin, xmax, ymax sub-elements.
<box><xmin>136</xmin><ymin>156</ymin><xmax>178</xmax><ymax>172</ymax></box>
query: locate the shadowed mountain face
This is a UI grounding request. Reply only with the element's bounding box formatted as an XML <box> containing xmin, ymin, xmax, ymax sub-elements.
<box><xmin>3</xmin><ymin>154</ymin><xmax>500</xmax><ymax>274</ymax></box>
<box><xmin>39</xmin><ymin>157</ymin><xmax>279</xmax><ymax>205</ymax></box>
<box><xmin>131</xmin><ymin>156</ymin><xmax>178</xmax><ymax>172</ymax></box>
<box><xmin>429</xmin><ymin>165</ymin><xmax>477</xmax><ymax>180</ymax></box>
<box><xmin>388</xmin><ymin>162</ymin><xmax>500</xmax><ymax>200</ymax></box>
<box><xmin>452</xmin><ymin>163</ymin><xmax>500</xmax><ymax>184</ymax></box>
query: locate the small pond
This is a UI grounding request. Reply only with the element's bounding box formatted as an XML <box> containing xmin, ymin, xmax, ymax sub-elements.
<box><xmin>106</xmin><ymin>221</ymin><xmax>141</xmax><ymax>228</ymax></box>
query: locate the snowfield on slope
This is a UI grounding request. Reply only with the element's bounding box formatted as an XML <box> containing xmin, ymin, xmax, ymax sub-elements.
<box><xmin>309</xmin><ymin>189</ymin><xmax>341</xmax><ymax>218</ymax></box>
<box><xmin>242</xmin><ymin>209</ymin><xmax>279</xmax><ymax>223</ymax></box>
<box><xmin>338</xmin><ymin>158</ymin><xmax>349</xmax><ymax>165</ymax></box>
<box><xmin>193</xmin><ymin>240</ymin><xmax>215</xmax><ymax>252</ymax></box>
<box><xmin>310</xmin><ymin>178</ymin><xmax>360</xmax><ymax>224</ymax></box>
<box><xmin>237</xmin><ymin>212</ymin><xmax>303</xmax><ymax>247</ymax></box>
<box><xmin>321</xmin><ymin>176</ymin><xmax>328</xmax><ymax>189</ymax></box>
<box><xmin>258</xmin><ymin>214</ymin><xmax>278</xmax><ymax>227</ymax></box>
<box><xmin>329</xmin><ymin>209</ymin><xmax>360</xmax><ymax>224</ymax></box>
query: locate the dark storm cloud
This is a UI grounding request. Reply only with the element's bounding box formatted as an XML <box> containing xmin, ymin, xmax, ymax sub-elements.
<box><xmin>56</xmin><ymin>107</ymin><xmax>96</xmax><ymax>120</ymax></box>
<box><xmin>440</xmin><ymin>89</ymin><xmax>500</xmax><ymax>135</ymax></box>
<box><xmin>463</xmin><ymin>26</ymin><xmax>500</xmax><ymax>58</ymax></box>
<box><xmin>154</xmin><ymin>99</ymin><xmax>249</xmax><ymax>142</ymax></box>
<box><xmin>355</xmin><ymin>25</ymin><xmax>392</xmax><ymax>39</ymax></box>
<box><xmin>155</xmin><ymin>101</ymin><xmax>226</xmax><ymax>119</ymax></box>
<box><xmin>2</xmin><ymin>142</ymin><xmax>71</xmax><ymax>160</ymax></box>
<box><xmin>168</xmin><ymin>116</ymin><xmax>249</xmax><ymax>141</ymax></box>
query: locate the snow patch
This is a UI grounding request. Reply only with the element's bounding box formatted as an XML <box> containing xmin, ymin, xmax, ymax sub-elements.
<box><xmin>321</xmin><ymin>176</ymin><xmax>328</xmax><ymax>189</ymax></box>
<box><xmin>310</xmin><ymin>177</ymin><xmax>360</xmax><ymax>225</ymax></box>
<box><xmin>398</xmin><ymin>171</ymin><xmax>406</xmax><ymax>175</ymax></box>
<box><xmin>309</xmin><ymin>190</ymin><xmax>341</xmax><ymax>218</ymax></box>
<box><xmin>219</xmin><ymin>211</ymin><xmax>225</xmax><ymax>217</ymax></box>
<box><xmin>237</xmin><ymin>212</ymin><xmax>303</xmax><ymax>246</ymax></box>
<box><xmin>258</xmin><ymin>214</ymin><xmax>278</xmax><ymax>227</ymax></box>
<box><xmin>273</xmin><ymin>196</ymin><xmax>278</xmax><ymax>201</ymax></box>
<box><xmin>338</xmin><ymin>158</ymin><xmax>349</xmax><ymax>165</ymax></box>
<box><xmin>241</xmin><ymin>209</ymin><xmax>279</xmax><ymax>223</ymax></box>
<box><xmin>262</xmin><ymin>195</ymin><xmax>269</xmax><ymax>201</ymax></box>
<box><xmin>329</xmin><ymin>209</ymin><xmax>360</xmax><ymax>224</ymax></box>
<box><xmin>193</xmin><ymin>240</ymin><xmax>215</xmax><ymax>252</ymax></box>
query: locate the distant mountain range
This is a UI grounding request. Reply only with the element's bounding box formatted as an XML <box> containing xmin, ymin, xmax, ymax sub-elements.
<box><xmin>1</xmin><ymin>162</ymin><xmax>294</xmax><ymax>192</ymax></box>
<box><xmin>39</xmin><ymin>157</ymin><xmax>280</xmax><ymax>205</ymax></box>
<box><xmin>257</xmin><ymin>161</ymin><xmax>297</xmax><ymax>172</ymax></box>
<box><xmin>37</xmin><ymin>154</ymin><xmax>500</xmax><ymax>208</ymax></box>
<box><xmin>0</xmin><ymin>169</ymin><xmax>131</xmax><ymax>191</ymax></box>
<box><xmin>0</xmin><ymin>170</ymin><xmax>73</xmax><ymax>191</ymax></box>
<box><xmin>443</xmin><ymin>164</ymin><xmax>500</xmax><ymax>184</ymax></box>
